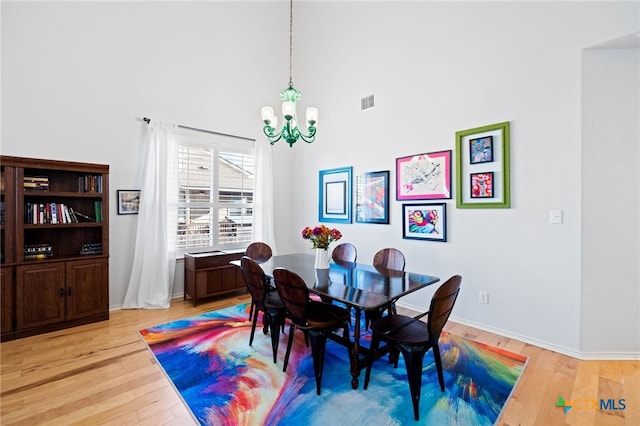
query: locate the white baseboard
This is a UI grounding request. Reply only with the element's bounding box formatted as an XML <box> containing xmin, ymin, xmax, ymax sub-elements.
<box><xmin>397</xmin><ymin>301</ymin><xmax>640</xmax><ymax>361</ymax></box>
<box><xmin>109</xmin><ymin>293</ymin><xmax>185</xmax><ymax>312</ymax></box>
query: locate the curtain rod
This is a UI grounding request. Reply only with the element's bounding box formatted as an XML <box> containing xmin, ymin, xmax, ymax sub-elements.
<box><xmin>142</xmin><ymin>117</ymin><xmax>255</xmax><ymax>142</ymax></box>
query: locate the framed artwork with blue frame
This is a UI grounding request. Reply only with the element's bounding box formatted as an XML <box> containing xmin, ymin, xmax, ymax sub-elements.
<box><xmin>402</xmin><ymin>202</ymin><xmax>447</xmax><ymax>242</ymax></box>
<box><xmin>319</xmin><ymin>166</ymin><xmax>352</xmax><ymax>223</ymax></box>
<box><xmin>356</xmin><ymin>170</ymin><xmax>390</xmax><ymax>224</ymax></box>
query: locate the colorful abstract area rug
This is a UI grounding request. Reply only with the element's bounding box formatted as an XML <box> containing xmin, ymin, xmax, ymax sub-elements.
<box><xmin>139</xmin><ymin>303</ymin><xmax>527</xmax><ymax>426</ymax></box>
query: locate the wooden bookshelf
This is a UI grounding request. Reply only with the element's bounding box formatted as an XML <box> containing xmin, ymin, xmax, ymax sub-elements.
<box><xmin>1</xmin><ymin>156</ymin><xmax>109</xmax><ymax>341</ymax></box>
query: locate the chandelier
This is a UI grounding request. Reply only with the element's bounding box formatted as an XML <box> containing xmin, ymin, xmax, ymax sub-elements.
<box><xmin>261</xmin><ymin>0</ymin><xmax>317</xmax><ymax>147</ymax></box>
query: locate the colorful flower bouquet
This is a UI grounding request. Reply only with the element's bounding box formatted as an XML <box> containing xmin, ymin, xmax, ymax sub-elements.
<box><xmin>301</xmin><ymin>225</ymin><xmax>342</xmax><ymax>250</ymax></box>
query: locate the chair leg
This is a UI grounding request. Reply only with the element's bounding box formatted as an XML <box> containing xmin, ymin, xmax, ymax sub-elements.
<box><xmin>248</xmin><ymin>302</ymin><xmax>255</xmax><ymax>321</ymax></box>
<box><xmin>266</xmin><ymin>310</ymin><xmax>283</xmax><ymax>364</ymax></box>
<box><xmin>390</xmin><ymin>348</ymin><xmax>400</xmax><ymax>367</ymax></box>
<box><xmin>363</xmin><ymin>334</ymin><xmax>380</xmax><ymax>390</ymax></box>
<box><xmin>400</xmin><ymin>346</ymin><xmax>428</xmax><ymax>421</ymax></box>
<box><xmin>249</xmin><ymin>308</ymin><xmax>259</xmax><ymax>346</ymax></box>
<box><xmin>432</xmin><ymin>343</ymin><xmax>445</xmax><ymax>391</ymax></box>
<box><xmin>307</xmin><ymin>329</ymin><xmax>329</xmax><ymax>395</ymax></box>
<box><xmin>282</xmin><ymin>323</ymin><xmax>296</xmax><ymax>372</ymax></box>
<box><xmin>365</xmin><ymin>308</ymin><xmax>383</xmax><ymax>330</ymax></box>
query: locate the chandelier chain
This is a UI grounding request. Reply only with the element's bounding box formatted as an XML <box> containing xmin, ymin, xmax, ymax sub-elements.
<box><xmin>289</xmin><ymin>0</ymin><xmax>293</xmax><ymax>87</ymax></box>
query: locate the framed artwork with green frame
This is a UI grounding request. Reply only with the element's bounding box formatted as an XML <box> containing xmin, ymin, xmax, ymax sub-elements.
<box><xmin>455</xmin><ymin>121</ymin><xmax>510</xmax><ymax>208</ymax></box>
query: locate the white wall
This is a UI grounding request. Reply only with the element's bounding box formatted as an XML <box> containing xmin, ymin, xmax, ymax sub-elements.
<box><xmin>2</xmin><ymin>1</ymin><xmax>638</xmax><ymax>358</ymax></box>
<box><xmin>2</xmin><ymin>1</ymin><xmax>290</xmax><ymax>308</ymax></box>
<box><xmin>582</xmin><ymin>42</ymin><xmax>639</xmax><ymax>358</ymax></box>
<box><xmin>279</xmin><ymin>1</ymin><xmax>638</xmax><ymax>358</ymax></box>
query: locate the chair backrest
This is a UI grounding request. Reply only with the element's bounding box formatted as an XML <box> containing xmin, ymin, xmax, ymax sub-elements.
<box><xmin>427</xmin><ymin>275</ymin><xmax>462</xmax><ymax>339</ymax></box>
<box><xmin>332</xmin><ymin>242</ymin><xmax>357</xmax><ymax>263</ymax></box>
<box><xmin>373</xmin><ymin>248</ymin><xmax>406</xmax><ymax>271</ymax></box>
<box><xmin>245</xmin><ymin>242</ymin><xmax>273</xmax><ymax>262</ymax></box>
<box><xmin>273</xmin><ymin>268</ymin><xmax>310</xmax><ymax>324</ymax></box>
<box><xmin>240</xmin><ymin>256</ymin><xmax>268</xmax><ymax>306</ymax></box>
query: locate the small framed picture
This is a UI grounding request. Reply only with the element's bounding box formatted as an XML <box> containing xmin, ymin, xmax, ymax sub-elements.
<box><xmin>469</xmin><ymin>136</ymin><xmax>494</xmax><ymax>164</ymax></box>
<box><xmin>319</xmin><ymin>167</ymin><xmax>352</xmax><ymax>223</ymax></box>
<box><xmin>456</xmin><ymin>121</ymin><xmax>510</xmax><ymax>208</ymax></box>
<box><xmin>402</xmin><ymin>203</ymin><xmax>447</xmax><ymax>242</ymax></box>
<box><xmin>356</xmin><ymin>170</ymin><xmax>390</xmax><ymax>224</ymax></box>
<box><xmin>396</xmin><ymin>150</ymin><xmax>452</xmax><ymax>200</ymax></box>
<box><xmin>117</xmin><ymin>190</ymin><xmax>141</xmax><ymax>215</ymax></box>
<box><xmin>470</xmin><ymin>172</ymin><xmax>494</xmax><ymax>198</ymax></box>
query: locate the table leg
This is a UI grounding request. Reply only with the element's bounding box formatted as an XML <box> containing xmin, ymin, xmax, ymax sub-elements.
<box><xmin>350</xmin><ymin>308</ymin><xmax>362</xmax><ymax>389</ymax></box>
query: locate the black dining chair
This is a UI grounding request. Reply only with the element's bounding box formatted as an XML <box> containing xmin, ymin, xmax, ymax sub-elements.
<box><xmin>331</xmin><ymin>242</ymin><xmax>357</xmax><ymax>264</ymax></box>
<box><xmin>365</xmin><ymin>248</ymin><xmax>407</xmax><ymax>328</ymax></box>
<box><xmin>373</xmin><ymin>247</ymin><xmax>405</xmax><ymax>271</ymax></box>
<box><xmin>245</xmin><ymin>242</ymin><xmax>274</xmax><ymax>321</ymax></box>
<box><xmin>245</xmin><ymin>241</ymin><xmax>273</xmax><ymax>261</ymax></box>
<box><xmin>273</xmin><ymin>267</ymin><xmax>351</xmax><ymax>395</ymax></box>
<box><xmin>363</xmin><ymin>275</ymin><xmax>462</xmax><ymax>421</ymax></box>
<box><xmin>240</xmin><ymin>256</ymin><xmax>287</xmax><ymax>364</ymax></box>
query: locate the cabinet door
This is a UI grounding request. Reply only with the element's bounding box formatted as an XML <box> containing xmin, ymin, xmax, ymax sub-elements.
<box><xmin>221</xmin><ymin>265</ymin><xmax>243</xmax><ymax>292</ymax></box>
<box><xmin>1</xmin><ymin>267</ymin><xmax>14</xmax><ymax>334</ymax></box>
<box><xmin>16</xmin><ymin>263</ymin><xmax>66</xmax><ymax>329</ymax></box>
<box><xmin>66</xmin><ymin>258</ymin><xmax>108</xmax><ymax>321</ymax></box>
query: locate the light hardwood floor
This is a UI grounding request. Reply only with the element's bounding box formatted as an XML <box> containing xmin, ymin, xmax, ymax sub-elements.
<box><xmin>1</xmin><ymin>294</ymin><xmax>638</xmax><ymax>426</ymax></box>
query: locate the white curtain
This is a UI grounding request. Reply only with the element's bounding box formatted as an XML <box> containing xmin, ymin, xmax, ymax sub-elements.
<box><xmin>122</xmin><ymin>122</ymin><xmax>179</xmax><ymax>309</ymax></box>
<box><xmin>251</xmin><ymin>141</ymin><xmax>277</xmax><ymax>254</ymax></box>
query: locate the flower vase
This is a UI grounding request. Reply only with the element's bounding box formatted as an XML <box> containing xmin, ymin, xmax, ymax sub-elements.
<box><xmin>315</xmin><ymin>248</ymin><xmax>330</xmax><ymax>269</ymax></box>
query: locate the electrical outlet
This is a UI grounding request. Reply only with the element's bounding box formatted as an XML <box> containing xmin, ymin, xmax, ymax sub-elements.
<box><xmin>478</xmin><ymin>291</ymin><xmax>489</xmax><ymax>304</ymax></box>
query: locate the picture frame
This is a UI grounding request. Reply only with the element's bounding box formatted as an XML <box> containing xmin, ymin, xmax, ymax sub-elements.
<box><xmin>402</xmin><ymin>203</ymin><xmax>447</xmax><ymax>242</ymax></box>
<box><xmin>456</xmin><ymin>121</ymin><xmax>510</xmax><ymax>208</ymax></box>
<box><xmin>356</xmin><ymin>170</ymin><xmax>390</xmax><ymax>224</ymax></box>
<box><xmin>470</xmin><ymin>172</ymin><xmax>494</xmax><ymax>198</ymax></box>
<box><xmin>319</xmin><ymin>166</ymin><xmax>352</xmax><ymax>223</ymax></box>
<box><xmin>117</xmin><ymin>190</ymin><xmax>141</xmax><ymax>215</ymax></box>
<box><xmin>396</xmin><ymin>150</ymin><xmax>452</xmax><ymax>200</ymax></box>
<box><xmin>469</xmin><ymin>135</ymin><xmax>494</xmax><ymax>164</ymax></box>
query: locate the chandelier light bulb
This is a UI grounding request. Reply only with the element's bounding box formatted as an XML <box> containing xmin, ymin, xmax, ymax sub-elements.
<box><xmin>306</xmin><ymin>107</ymin><xmax>318</xmax><ymax>125</ymax></box>
<box><xmin>282</xmin><ymin>101</ymin><xmax>296</xmax><ymax>119</ymax></box>
<box><xmin>261</xmin><ymin>106</ymin><xmax>275</xmax><ymax>124</ymax></box>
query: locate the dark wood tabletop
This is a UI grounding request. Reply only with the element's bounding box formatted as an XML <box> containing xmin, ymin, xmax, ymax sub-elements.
<box><xmin>240</xmin><ymin>253</ymin><xmax>439</xmax><ymax>311</ymax></box>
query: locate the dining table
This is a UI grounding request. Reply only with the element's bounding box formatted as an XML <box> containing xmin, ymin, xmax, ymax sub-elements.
<box><xmin>231</xmin><ymin>252</ymin><xmax>440</xmax><ymax>389</ymax></box>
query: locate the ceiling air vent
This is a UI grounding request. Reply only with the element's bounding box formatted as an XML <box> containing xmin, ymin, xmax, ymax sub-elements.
<box><xmin>361</xmin><ymin>94</ymin><xmax>375</xmax><ymax>110</ymax></box>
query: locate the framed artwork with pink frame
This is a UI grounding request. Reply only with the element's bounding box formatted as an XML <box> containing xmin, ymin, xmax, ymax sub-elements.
<box><xmin>395</xmin><ymin>150</ymin><xmax>452</xmax><ymax>200</ymax></box>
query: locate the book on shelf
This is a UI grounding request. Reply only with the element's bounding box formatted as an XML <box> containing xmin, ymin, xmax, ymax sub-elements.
<box><xmin>25</xmin><ymin>202</ymin><xmax>81</xmax><ymax>224</ymax></box>
<box><xmin>80</xmin><ymin>242</ymin><xmax>102</xmax><ymax>255</ymax></box>
<box><xmin>24</xmin><ymin>253</ymin><xmax>53</xmax><ymax>260</ymax></box>
<box><xmin>24</xmin><ymin>243</ymin><xmax>53</xmax><ymax>252</ymax></box>
<box><xmin>94</xmin><ymin>200</ymin><xmax>102</xmax><ymax>223</ymax></box>
<box><xmin>73</xmin><ymin>210</ymin><xmax>95</xmax><ymax>222</ymax></box>
<box><xmin>79</xmin><ymin>175</ymin><xmax>102</xmax><ymax>193</ymax></box>
<box><xmin>24</xmin><ymin>243</ymin><xmax>53</xmax><ymax>259</ymax></box>
<box><xmin>68</xmin><ymin>206</ymin><xmax>79</xmax><ymax>222</ymax></box>
<box><xmin>24</xmin><ymin>176</ymin><xmax>50</xmax><ymax>191</ymax></box>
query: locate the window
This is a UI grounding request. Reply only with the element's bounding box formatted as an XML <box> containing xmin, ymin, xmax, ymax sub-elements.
<box><xmin>176</xmin><ymin>139</ymin><xmax>254</xmax><ymax>255</ymax></box>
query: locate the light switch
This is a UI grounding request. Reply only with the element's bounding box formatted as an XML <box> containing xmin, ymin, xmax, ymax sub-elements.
<box><xmin>549</xmin><ymin>210</ymin><xmax>563</xmax><ymax>224</ymax></box>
